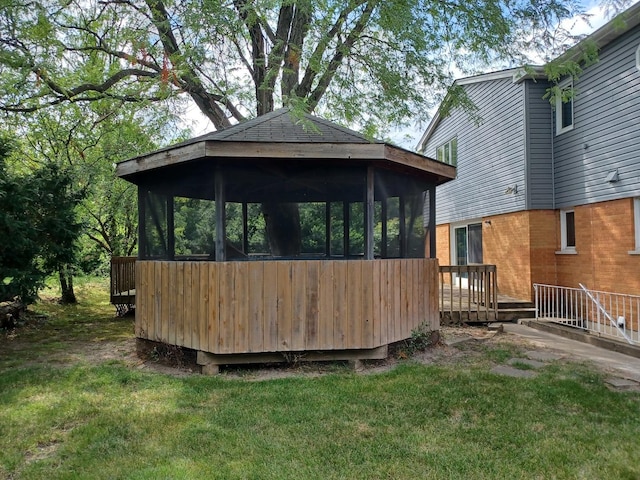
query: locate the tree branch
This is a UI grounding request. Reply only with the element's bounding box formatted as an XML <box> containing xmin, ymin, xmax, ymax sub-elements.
<box><xmin>233</xmin><ymin>0</ymin><xmax>272</xmax><ymax>115</ymax></box>
<box><xmin>281</xmin><ymin>3</ymin><xmax>311</xmax><ymax>98</ymax></box>
<box><xmin>145</xmin><ymin>0</ymin><xmax>235</xmax><ymax>128</ymax></box>
<box><xmin>307</xmin><ymin>2</ymin><xmax>375</xmax><ymax>110</ymax></box>
<box><xmin>296</xmin><ymin>0</ymin><xmax>367</xmax><ymax>97</ymax></box>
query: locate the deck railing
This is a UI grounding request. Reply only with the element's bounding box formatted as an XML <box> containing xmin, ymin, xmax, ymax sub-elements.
<box><xmin>534</xmin><ymin>283</ymin><xmax>640</xmax><ymax>345</ymax></box>
<box><xmin>110</xmin><ymin>256</ymin><xmax>136</xmax><ymax>315</ymax></box>
<box><xmin>439</xmin><ymin>265</ymin><xmax>498</xmax><ymax>323</ymax></box>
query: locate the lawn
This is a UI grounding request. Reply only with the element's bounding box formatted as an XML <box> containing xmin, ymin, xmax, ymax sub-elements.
<box><xmin>1</xmin><ymin>278</ymin><xmax>639</xmax><ymax>479</ymax></box>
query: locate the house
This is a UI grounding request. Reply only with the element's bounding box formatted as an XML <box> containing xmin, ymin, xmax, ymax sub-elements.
<box><xmin>418</xmin><ymin>3</ymin><xmax>640</xmax><ymax>302</ymax></box>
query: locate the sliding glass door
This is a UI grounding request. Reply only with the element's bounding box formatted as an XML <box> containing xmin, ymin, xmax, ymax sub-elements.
<box><xmin>452</xmin><ymin>222</ymin><xmax>483</xmax><ymax>286</ymax></box>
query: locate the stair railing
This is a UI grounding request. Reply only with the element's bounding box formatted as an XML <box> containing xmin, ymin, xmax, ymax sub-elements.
<box><xmin>579</xmin><ymin>283</ymin><xmax>633</xmax><ymax>345</ymax></box>
<box><xmin>534</xmin><ymin>283</ymin><xmax>639</xmax><ymax>346</ymax></box>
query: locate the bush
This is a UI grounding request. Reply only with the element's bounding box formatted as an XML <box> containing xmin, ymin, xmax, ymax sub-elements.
<box><xmin>0</xmin><ymin>135</ymin><xmax>82</xmax><ymax>303</ymax></box>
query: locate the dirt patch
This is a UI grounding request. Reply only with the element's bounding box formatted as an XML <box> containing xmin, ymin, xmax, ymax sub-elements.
<box><xmin>0</xmin><ymin>321</ymin><xmax>574</xmax><ymax>380</ymax></box>
<box><xmin>133</xmin><ymin>326</ymin><xmax>538</xmax><ymax>380</ymax></box>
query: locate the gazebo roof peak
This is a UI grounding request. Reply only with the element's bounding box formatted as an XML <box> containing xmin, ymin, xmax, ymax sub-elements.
<box><xmin>196</xmin><ymin>108</ymin><xmax>382</xmax><ymax>144</ymax></box>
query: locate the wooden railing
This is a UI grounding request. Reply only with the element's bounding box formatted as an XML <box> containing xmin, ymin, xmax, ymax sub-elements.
<box><xmin>110</xmin><ymin>256</ymin><xmax>136</xmax><ymax>314</ymax></box>
<box><xmin>439</xmin><ymin>265</ymin><xmax>498</xmax><ymax>324</ymax></box>
<box><xmin>135</xmin><ymin>258</ymin><xmax>439</xmax><ymax>355</ymax></box>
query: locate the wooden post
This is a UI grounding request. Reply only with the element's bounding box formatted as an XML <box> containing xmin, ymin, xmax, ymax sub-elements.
<box><xmin>138</xmin><ymin>188</ymin><xmax>147</xmax><ymax>260</ymax></box>
<box><xmin>325</xmin><ymin>202</ymin><xmax>331</xmax><ymax>257</ymax></box>
<box><xmin>365</xmin><ymin>167</ymin><xmax>375</xmax><ymax>260</ymax></box>
<box><xmin>215</xmin><ymin>168</ymin><xmax>226</xmax><ymax>262</ymax></box>
<box><xmin>343</xmin><ymin>201</ymin><xmax>349</xmax><ymax>258</ymax></box>
<box><xmin>429</xmin><ymin>186</ymin><xmax>436</xmax><ymax>259</ymax></box>
<box><xmin>167</xmin><ymin>196</ymin><xmax>175</xmax><ymax>261</ymax></box>
<box><xmin>381</xmin><ymin>197</ymin><xmax>388</xmax><ymax>258</ymax></box>
<box><xmin>242</xmin><ymin>202</ymin><xmax>249</xmax><ymax>254</ymax></box>
<box><xmin>399</xmin><ymin>195</ymin><xmax>406</xmax><ymax>258</ymax></box>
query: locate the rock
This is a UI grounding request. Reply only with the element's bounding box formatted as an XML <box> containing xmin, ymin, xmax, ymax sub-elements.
<box><xmin>0</xmin><ymin>299</ymin><xmax>25</xmax><ymax>328</ymax></box>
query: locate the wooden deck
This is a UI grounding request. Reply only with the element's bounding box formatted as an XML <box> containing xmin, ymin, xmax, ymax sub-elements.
<box><xmin>134</xmin><ymin>258</ymin><xmax>439</xmax><ymax>356</ymax></box>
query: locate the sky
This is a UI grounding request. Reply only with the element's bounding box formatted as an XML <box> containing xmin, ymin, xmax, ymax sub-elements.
<box><xmin>181</xmin><ymin>0</ymin><xmax>636</xmax><ymax>150</ymax></box>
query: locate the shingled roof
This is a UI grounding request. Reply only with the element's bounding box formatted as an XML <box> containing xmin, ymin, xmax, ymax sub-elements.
<box><xmin>203</xmin><ymin>108</ymin><xmax>379</xmax><ymax>144</ymax></box>
<box><xmin>116</xmin><ymin>107</ymin><xmax>456</xmax><ymax>185</ymax></box>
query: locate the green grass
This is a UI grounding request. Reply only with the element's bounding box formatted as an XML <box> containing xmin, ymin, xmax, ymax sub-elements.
<box><xmin>1</xmin><ymin>279</ymin><xmax>640</xmax><ymax>479</ymax></box>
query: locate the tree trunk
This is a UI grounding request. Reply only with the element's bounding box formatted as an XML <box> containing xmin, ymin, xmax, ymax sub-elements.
<box><xmin>58</xmin><ymin>266</ymin><xmax>77</xmax><ymax>304</ymax></box>
<box><xmin>262</xmin><ymin>202</ymin><xmax>302</xmax><ymax>256</ymax></box>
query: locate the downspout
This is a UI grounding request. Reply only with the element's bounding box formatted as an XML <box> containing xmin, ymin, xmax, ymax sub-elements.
<box><xmin>550</xmin><ymin>106</ymin><xmax>556</xmax><ymax>210</ymax></box>
<box><xmin>551</xmin><ymin>100</ymin><xmax>557</xmax><ymax>285</ymax></box>
<box><xmin>523</xmin><ymin>82</ymin><xmax>530</xmax><ymax>211</ymax></box>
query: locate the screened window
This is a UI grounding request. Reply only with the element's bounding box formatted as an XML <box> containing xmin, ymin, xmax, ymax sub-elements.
<box><xmin>436</xmin><ymin>137</ymin><xmax>457</xmax><ymax>166</ymax></box>
<box><xmin>556</xmin><ymin>79</ymin><xmax>574</xmax><ymax>135</ymax></box>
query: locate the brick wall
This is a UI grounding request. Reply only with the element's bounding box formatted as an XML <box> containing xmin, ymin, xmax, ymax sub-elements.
<box><xmin>434</xmin><ymin>198</ymin><xmax>639</xmax><ymax>301</ymax></box>
<box><xmin>436</xmin><ymin>213</ymin><xmax>538</xmax><ymax>300</ymax></box>
<box><xmin>528</xmin><ymin>210</ymin><xmax>558</xmax><ymax>293</ymax></box>
<box><xmin>483</xmin><ymin>211</ymin><xmax>534</xmax><ymax>301</ymax></box>
<box><xmin>435</xmin><ymin>224</ymin><xmax>450</xmax><ymax>266</ymax></box>
<box><xmin>557</xmin><ymin>198</ymin><xmax>639</xmax><ymax>296</ymax></box>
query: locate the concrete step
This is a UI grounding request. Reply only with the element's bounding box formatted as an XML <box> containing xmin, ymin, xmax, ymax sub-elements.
<box><xmin>498</xmin><ymin>307</ymin><xmax>537</xmax><ymax>322</ymax></box>
<box><xmin>498</xmin><ymin>301</ymin><xmax>535</xmax><ymax>309</ymax></box>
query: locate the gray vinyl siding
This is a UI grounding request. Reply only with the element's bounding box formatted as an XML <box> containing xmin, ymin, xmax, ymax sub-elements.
<box><xmin>424</xmin><ymin>78</ymin><xmax>527</xmax><ymax>225</ymax></box>
<box><xmin>553</xmin><ymin>24</ymin><xmax>640</xmax><ymax>208</ymax></box>
<box><xmin>525</xmin><ymin>81</ymin><xmax>554</xmax><ymax>209</ymax></box>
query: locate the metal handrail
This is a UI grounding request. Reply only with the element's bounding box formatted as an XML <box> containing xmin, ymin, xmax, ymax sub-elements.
<box><xmin>534</xmin><ymin>283</ymin><xmax>639</xmax><ymax>345</ymax></box>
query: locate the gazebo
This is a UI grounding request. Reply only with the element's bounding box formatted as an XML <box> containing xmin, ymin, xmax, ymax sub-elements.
<box><xmin>116</xmin><ymin>109</ymin><xmax>455</xmax><ymax>373</ymax></box>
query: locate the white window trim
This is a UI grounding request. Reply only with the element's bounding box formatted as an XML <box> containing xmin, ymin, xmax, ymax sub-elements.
<box><xmin>636</xmin><ymin>44</ymin><xmax>640</xmax><ymax>72</ymax></box>
<box><xmin>629</xmin><ymin>197</ymin><xmax>640</xmax><ymax>255</ymax></box>
<box><xmin>449</xmin><ymin>219</ymin><xmax>482</xmax><ymax>266</ymax></box>
<box><xmin>556</xmin><ymin>209</ymin><xmax>577</xmax><ymax>254</ymax></box>
<box><xmin>555</xmin><ymin>78</ymin><xmax>574</xmax><ymax>136</ymax></box>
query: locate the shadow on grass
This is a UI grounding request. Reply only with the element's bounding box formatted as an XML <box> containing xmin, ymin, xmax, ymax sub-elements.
<box><xmin>0</xmin><ymin>277</ymin><xmax>134</xmax><ymax>371</ymax></box>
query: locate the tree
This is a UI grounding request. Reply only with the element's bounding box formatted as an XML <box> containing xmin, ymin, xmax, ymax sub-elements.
<box><xmin>0</xmin><ymin>0</ymin><xmax>592</xmax><ymax>131</ymax></box>
<box><xmin>0</xmin><ymin>0</ymin><xmax>602</xmax><ymax>254</ymax></box>
<box><xmin>0</xmin><ymin>134</ymin><xmax>83</xmax><ymax>304</ymax></box>
<box><xmin>29</xmin><ymin>161</ymin><xmax>85</xmax><ymax>303</ymax></box>
<box><xmin>0</xmin><ymin>134</ymin><xmax>41</xmax><ymax>303</ymax></box>
<box><xmin>16</xmin><ymin>101</ymin><xmax>185</xmax><ymax>270</ymax></box>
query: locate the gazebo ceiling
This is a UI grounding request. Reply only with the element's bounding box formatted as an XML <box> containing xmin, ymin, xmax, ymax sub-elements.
<box><xmin>116</xmin><ymin>109</ymin><xmax>456</xmax><ymax>189</ymax></box>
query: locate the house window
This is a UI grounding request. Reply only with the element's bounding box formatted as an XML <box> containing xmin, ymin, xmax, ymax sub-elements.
<box><xmin>636</xmin><ymin>45</ymin><xmax>640</xmax><ymax>72</ymax></box>
<box><xmin>555</xmin><ymin>78</ymin><xmax>574</xmax><ymax>135</ymax></box>
<box><xmin>631</xmin><ymin>197</ymin><xmax>640</xmax><ymax>254</ymax></box>
<box><xmin>559</xmin><ymin>209</ymin><xmax>576</xmax><ymax>253</ymax></box>
<box><xmin>436</xmin><ymin>137</ymin><xmax>457</xmax><ymax>166</ymax></box>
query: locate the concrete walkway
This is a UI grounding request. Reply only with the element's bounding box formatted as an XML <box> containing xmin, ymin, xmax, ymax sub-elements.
<box><xmin>502</xmin><ymin>322</ymin><xmax>640</xmax><ymax>382</ymax></box>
